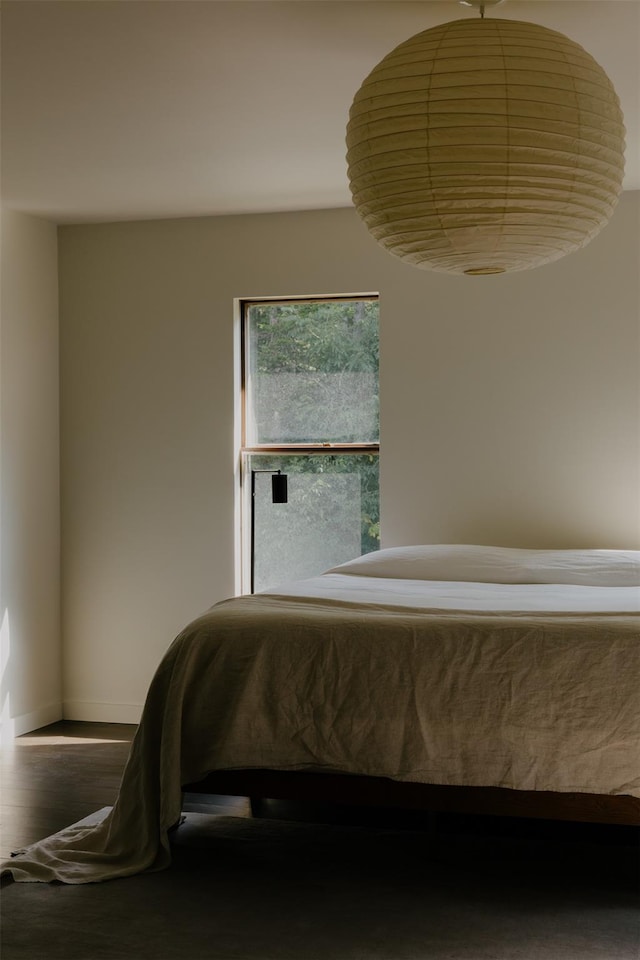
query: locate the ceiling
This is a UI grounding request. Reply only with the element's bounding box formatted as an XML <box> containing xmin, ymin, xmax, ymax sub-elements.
<box><xmin>2</xmin><ymin>0</ymin><xmax>638</xmax><ymax>225</ymax></box>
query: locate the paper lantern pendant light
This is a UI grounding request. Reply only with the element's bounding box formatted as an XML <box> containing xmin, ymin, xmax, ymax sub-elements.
<box><xmin>346</xmin><ymin>17</ymin><xmax>626</xmax><ymax>275</ymax></box>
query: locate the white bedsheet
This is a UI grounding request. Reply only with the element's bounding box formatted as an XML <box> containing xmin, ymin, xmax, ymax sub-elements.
<box><xmin>264</xmin><ymin>573</ymin><xmax>640</xmax><ymax>613</ymax></box>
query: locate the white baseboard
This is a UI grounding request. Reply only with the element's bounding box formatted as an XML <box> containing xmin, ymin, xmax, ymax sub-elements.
<box><xmin>1</xmin><ymin>701</ymin><xmax>63</xmax><ymax>740</ymax></box>
<box><xmin>63</xmin><ymin>699</ymin><xmax>143</xmax><ymax>725</ymax></box>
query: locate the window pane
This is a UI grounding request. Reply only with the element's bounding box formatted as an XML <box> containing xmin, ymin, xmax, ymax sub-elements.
<box><xmin>246</xmin><ymin>300</ymin><xmax>379</xmax><ymax>444</ymax></box>
<box><xmin>249</xmin><ymin>454</ymin><xmax>379</xmax><ymax>593</ymax></box>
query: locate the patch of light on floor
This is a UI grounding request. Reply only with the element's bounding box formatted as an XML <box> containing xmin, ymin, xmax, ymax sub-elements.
<box><xmin>17</xmin><ymin>735</ymin><xmax>131</xmax><ymax>746</ymax></box>
<box><xmin>18</xmin><ymin>735</ymin><xmax>132</xmax><ymax>747</ymax></box>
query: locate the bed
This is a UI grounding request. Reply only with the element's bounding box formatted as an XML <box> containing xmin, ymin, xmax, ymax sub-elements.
<box><xmin>4</xmin><ymin>544</ymin><xmax>639</xmax><ymax>884</ymax></box>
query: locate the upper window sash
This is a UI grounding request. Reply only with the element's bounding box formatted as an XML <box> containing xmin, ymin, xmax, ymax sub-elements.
<box><xmin>242</xmin><ymin>297</ymin><xmax>379</xmax><ymax>449</ymax></box>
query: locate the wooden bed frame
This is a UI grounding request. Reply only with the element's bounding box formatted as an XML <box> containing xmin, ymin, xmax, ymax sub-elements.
<box><xmin>183</xmin><ymin>769</ymin><xmax>640</xmax><ymax>826</ymax></box>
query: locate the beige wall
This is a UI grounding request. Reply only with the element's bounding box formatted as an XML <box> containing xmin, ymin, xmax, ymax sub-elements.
<box><xmin>58</xmin><ymin>194</ymin><xmax>640</xmax><ymax>722</ymax></box>
<box><xmin>1</xmin><ymin>208</ymin><xmax>61</xmax><ymax>737</ymax></box>
<box><xmin>381</xmin><ymin>194</ymin><xmax>640</xmax><ymax>550</ymax></box>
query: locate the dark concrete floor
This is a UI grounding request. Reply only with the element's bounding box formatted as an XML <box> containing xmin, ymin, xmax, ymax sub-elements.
<box><xmin>1</xmin><ymin>722</ymin><xmax>639</xmax><ymax>960</ymax></box>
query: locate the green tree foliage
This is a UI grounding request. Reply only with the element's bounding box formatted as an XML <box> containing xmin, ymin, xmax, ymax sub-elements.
<box><xmin>249</xmin><ymin>299</ymin><xmax>379</xmax><ymax>376</ymax></box>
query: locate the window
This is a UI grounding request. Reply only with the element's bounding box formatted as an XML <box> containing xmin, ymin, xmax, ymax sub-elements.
<box><xmin>240</xmin><ymin>296</ymin><xmax>379</xmax><ymax>593</ymax></box>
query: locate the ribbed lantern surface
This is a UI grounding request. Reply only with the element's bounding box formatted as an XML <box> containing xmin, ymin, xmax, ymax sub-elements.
<box><xmin>346</xmin><ymin>18</ymin><xmax>625</xmax><ymax>275</ymax></box>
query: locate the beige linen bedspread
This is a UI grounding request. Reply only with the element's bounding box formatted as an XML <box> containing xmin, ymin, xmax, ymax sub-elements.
<box><xmin>4</xmin><ymin>594</ymin><xmax>639</xmax><ymax>883</ymax></box>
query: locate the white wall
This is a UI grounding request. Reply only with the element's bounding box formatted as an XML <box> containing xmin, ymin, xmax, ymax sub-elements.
<box><xmin>381</xmin><ymin>195</ymin><xmax>640</xmax><ymax>550</ymax></box>
<box><xmin>1</xmin><ymin>208</ymin><xmax>61</xmax><ymax>738</ymax></box>
<box><xmin>58</xmin><ymin>193</ymin><xmax>640</xmax><ymax>722</ymax></box>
